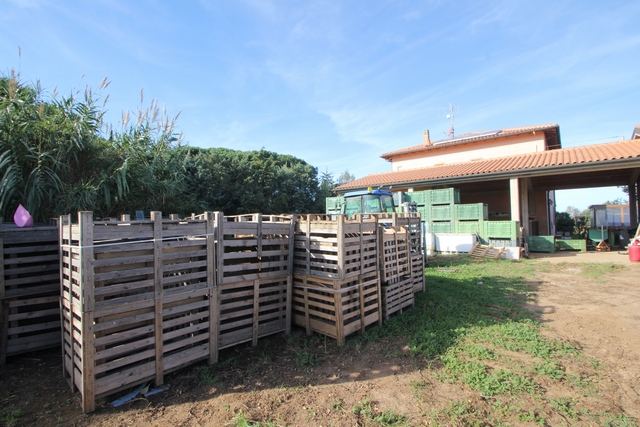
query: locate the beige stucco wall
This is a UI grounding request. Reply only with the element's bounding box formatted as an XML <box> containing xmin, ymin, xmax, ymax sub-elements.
<box><xmin>391</xmin><ymin>133</ymin><xmax>546</xmax><ymax>171</ymax></box>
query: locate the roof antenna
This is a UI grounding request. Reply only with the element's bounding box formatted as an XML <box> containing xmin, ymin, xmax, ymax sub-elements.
<box><xmin>446</xmin><ymin>103</ymin><xmax>456</xmax><ymax>137</ymax></box>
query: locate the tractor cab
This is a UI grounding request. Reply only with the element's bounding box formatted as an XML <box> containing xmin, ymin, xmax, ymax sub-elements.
<box><xmin>342</xmin><ymin>188</ymin><xmax>395</xmax><ymax>216</ymax></box>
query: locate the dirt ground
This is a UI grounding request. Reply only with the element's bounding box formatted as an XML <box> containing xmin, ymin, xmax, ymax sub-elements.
<box><xmin>1</xmin><ymin>254</ymin><xmax>639</xmax><ymax>426</ymax></box>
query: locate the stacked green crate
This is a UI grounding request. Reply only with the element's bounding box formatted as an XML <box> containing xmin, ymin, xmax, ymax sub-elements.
<box><xmin>484</xmin><ymin>221</ymin><xmax>520</xmax><ymax>240</ymax></box>
<box><xmin>429</xmin><ymin>188</ymin><xmax>461</xmax><ymax>205</ymax></box>
<box><xmin>454</xmin><ymin>203</ymin><xmax>487</xmax><ymax>234</ymax></box>
<box><xmin>429</xmin><ymin>189</ymin><xmax>457</xmax><ymax>234</ymax></box>
<box><xmin>430</xmin><ymin>221</ymin><xmax>454</xmax><ymax>233</ymax></box>
<box><xmin>406</xmin><ymin>191</ymin><xmax>430</xmax><ymax>222</ymax></box>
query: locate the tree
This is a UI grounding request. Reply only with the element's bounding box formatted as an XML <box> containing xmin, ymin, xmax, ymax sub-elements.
<box><xmin>336</xmin><ymin>170</ymin><xmax>355</xmax><ymax>185</ymax></box>
<box><xmin>0</xmin><ymin>72</ymin><xmax>103</xmax><ymax>221</ymax></box>
<box><xmin>1</xmin><ymin>72</ymin><xmax>330</xmax><ymax>221</ymax></box>
<box><xmin>179</xmin><ymin>147</ymin><xmax>322</xmax><ymax>215</ymax></box>
<box><xmin>555</xmin><ymin>211</ymin><xmax>575</xmax><ymax>234</ymax></box>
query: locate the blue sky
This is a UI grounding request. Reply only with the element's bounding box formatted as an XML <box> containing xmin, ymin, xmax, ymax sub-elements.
<box><xmin>1</xmin><ymin>0</ymin><xmax>638</xmax><ymax>211</ymax></box>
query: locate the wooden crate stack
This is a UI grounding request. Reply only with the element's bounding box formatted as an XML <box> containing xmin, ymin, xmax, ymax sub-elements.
<box><xmin>376</xmin><ymin>212</ymin><xmax>425</xmax><ymax>293</ymax></box>
<box><xmin>0</xmin><ymin>224</ymin><xmax>61</xmax><ymax>365</ymax></box>
<box><xmin>214</xmin><ymin>213</ymin><xmax>294</xmax><ymax>352</ymax></box>
<box><xmin>378</xmin><ymin>226</ymin><xmax>413</xmax><ymax>320</ymax></box>
<box><xmin>60</xmin><ymin>212</ymin><xmax>216</xmax><ymax>413</ymax></box>
<box><xmin>291</xmin><ymin>214</ymin><xmax>381</xmax><ymax>345</ymax></box>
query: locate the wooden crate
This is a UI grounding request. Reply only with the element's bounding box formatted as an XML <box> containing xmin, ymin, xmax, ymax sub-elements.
<box><xmin>367</xmin><ymin>212</ymin><xmax>422</xmax><ymax>256</ymax></box>
<box><xmin>60</xmin><ymin>211</ymin><xmax>216</xmax><ymax>413</ymax></box>
<box><xmin>216</xmin><ymin>213</ymin><xmax>294</xmax><ymax>285</ymax></box>
<box><xmin>378</xmin><ymin>226</ymin><xmax>410</xmax><ymax>284</ymax></box>
<box><xmin>409</xmin><ymin>253</ymin><xmax>425</xmax><ymax>293</ymax></box>
<box><xmin>381</xmin><ymin>276</ymin><xmax>414</xmax><ymax>320</ymax></box>
<box><xmin>292</xmin><ymin>273</ymin><xmax>381</xmax><ymax>345</ymax></box>
<box><xmin>0</xmin><ymin>224</ymin><xmax>60</xmax><ymax>364</ymax></box>
<box><xmin>373</xmin><ymin>213</ymin><xmax>424</xmax><ymax>293</ymax></box>
<box><xmin>216</xmin><ymin>276</ymin><xmax>291</xmax><ymax>350</ymax></box>
<box><xmin>293</xmin><ymin>214</ymin><xmax>378</xmax><ymax>281</ymax></box>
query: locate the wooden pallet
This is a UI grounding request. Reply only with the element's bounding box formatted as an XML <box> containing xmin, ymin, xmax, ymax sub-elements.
<box><xmin>293</xmin><ymin>214</ymin><xmax>378</xmax><ymax>281</ymax></box>
<box><xmin>0</xmin><ymin>224</ymin><xmax>60</xmax><ymax>364</ymax></box>
<box><xmin>469</xmin><ymin>242</ymin><xmax>505</xmax><ymax>259</ymax></box>
<box><xmin>292</xmin><ymin>272</ymin><xmax>381</xmax><ymax>345</ymax></box>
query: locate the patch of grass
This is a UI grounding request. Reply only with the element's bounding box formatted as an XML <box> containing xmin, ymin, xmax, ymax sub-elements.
<box><xmin>533</xmin><ymin>360</ymin><xmax>565</xmax><ymax>380</ymax></box>
<box><xmin>233</xmin><ymin>412</ymin><xmax>283</xmax><ymax>427</ymax></box>
<box><xmin>548</xmin><ymin>397</ymin><xmax>579</xmax><ymax>419</ymax></box>
<box><xmin>352</xmin><ymin>397</ymin><xmax>376</xmax><ymax>418</ymax></box>
<box><xmin>0</xmin><ymin>409</ymin><xmax>23</xmax><ymax>427</ymax></box>
<box><xmin>194</xmin><ymin>365</ymin><xmax>218</xmax><ymax>384</ymax></box>
<box><xmin>352</xmin><ymin>397</ymin><xmax>409</xmax><ymax>426</ymax></box>
<box><xmin>440</xmin><ymin>351</ymin><xmax>539</xmax><ymax>396</ymax></box>
<box><xmin>428</xmin><ymin>400</ymin><xmax>480</xmax><ymax>426</ymax></box>
<box><xmin>363</xmin><ymin>256</ymin><xmax>635</xmax><ymax>425</ymax></box>
<box><xmin>294</xmin><ymin>349</ymin><xmax>321</xmax><ymax>366</ymax></box>
<box><xmin>578</xmin><ymin>262</ymin><xmax>625</xmax><ymax>280</ymax></box>
<box><xmin>597</xmin><ymin>412</ymin><xmax>639</xmax><ymax>427</ymax></box>
<box><xmin>516</xmin><ymin>409</ymin><xmax>546</xmax><ymax>425</ymax></box>
<box><xmin>330</xmin><ymin>397</ymin><xmax>345</xmax><ymax>412</ymax></box>
<box><xmin>285</xmin><ymin>334</ymin><xmax>324</xmax><ymax>367</ymax></box>
<box><xmin>374</xmin><ymin>409</ymin><xmax>410</xmax><ymax>426</ymax></box>
<box><xmin>409</xmin><ymin>379</ymin><xmax>428</xmax><ymax>402</ymax></box>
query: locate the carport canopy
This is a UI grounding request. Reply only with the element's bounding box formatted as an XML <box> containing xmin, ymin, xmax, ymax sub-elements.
<box><xmin>335</xmin><ymin>139</ymin><xmax>640</xmax><ymax>234</ymax></box>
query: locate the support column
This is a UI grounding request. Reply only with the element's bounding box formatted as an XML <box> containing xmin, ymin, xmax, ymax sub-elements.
<box><xmin>630</xmin><ymin>169</ymin><xmax>639</xmax><ymax>229</ymax></box>
<box><xmin>510</xmin><ymin>178</ymin><xmax>521</xmax><ymax>223</ymax></box>
<box><xmin>520</xmin><ymin>178</ymin><xmax>531</xmax><ymax>238</ymax></box>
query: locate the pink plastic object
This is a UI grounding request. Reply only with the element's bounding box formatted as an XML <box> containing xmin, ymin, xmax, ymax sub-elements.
<box><xmin>630</xmin><ymin>239</ymin><xmax>640</xmax><ymax>263</ymax></box>
<box><xmin>14</xmin><ymin>204</ymin><xmax>33</xmax><ymax>228</ymax></box>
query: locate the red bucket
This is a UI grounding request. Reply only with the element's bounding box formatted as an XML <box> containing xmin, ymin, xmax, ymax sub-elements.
<box><xmin>630</xmin><ymin>239</ymin><xmax>640</xmax><ymax>262</ymax></box>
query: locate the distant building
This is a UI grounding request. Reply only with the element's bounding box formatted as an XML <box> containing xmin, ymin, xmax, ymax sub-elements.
<box><xmin>336</xmin><ymin>124</ymin><xmax>640</xmax><ymax>236</ymax></box>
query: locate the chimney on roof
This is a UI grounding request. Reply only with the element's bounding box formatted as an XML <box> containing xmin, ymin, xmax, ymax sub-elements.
<box><xmin>423</xmin><ymin>130</ymin><xmax>431</xmax><ymax>145</ymax></box>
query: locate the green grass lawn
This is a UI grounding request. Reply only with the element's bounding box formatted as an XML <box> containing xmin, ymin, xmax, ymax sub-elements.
<box><xmin>352</xmin><ymin>256</ymin><xmax>638</xmax><ymax>427</ymax></box>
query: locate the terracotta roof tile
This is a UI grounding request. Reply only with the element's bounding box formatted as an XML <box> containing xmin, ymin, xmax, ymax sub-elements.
<box><xmin>337</xmin><ymin>139</ymin><xmax>640</xmax><ymax>191</ymax></box>
<box><xmin>380</xmin><ymin>123</ymin><xmax>559</xmax><ymax>159</ymax></box>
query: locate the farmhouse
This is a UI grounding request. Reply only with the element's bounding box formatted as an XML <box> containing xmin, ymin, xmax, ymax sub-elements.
<box><xmin>335</xmin><ymin>124</ymin><xmax>640</xmax><ymax>238</ymax></box>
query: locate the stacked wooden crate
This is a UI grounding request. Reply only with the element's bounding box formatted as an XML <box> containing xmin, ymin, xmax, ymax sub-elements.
<box><xmin>291</xmin><ymin>214</ymin><xmax>381</xmax><ymax>345</ymax></box>
<box><xmin>378</xmin><ymin>226</ymin><xmax>413</xmax><ymax>320</ymax></box>
<box><xmin>376</xmin><ymin>212</ymin><xmax>425</xmax><ymax>293</ymax></box>
<box><xmin>60</xmin><ymin>212</ymin><xmax>216</xmax><ymax>413</ymax></box>
<box><xmin>214</xmin><ymin>213</ymin><xmax>294</xmax><ymax>352</ymax></box>
<box><xmin>0</xmin><ymin>224</ymin><xmax>60</xmax><ymax>365</ymax></box>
